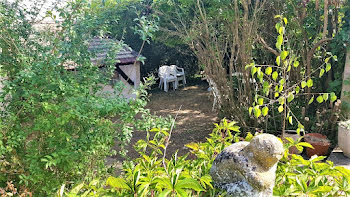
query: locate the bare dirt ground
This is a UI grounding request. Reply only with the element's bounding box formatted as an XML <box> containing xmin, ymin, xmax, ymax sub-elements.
<box><xmin>109</xmin><ymin>81</ymin><xmax>218</xmax><ymax>162</ymax></box>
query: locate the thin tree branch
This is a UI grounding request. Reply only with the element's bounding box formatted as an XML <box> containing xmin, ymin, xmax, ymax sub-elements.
<box><xmin>257</xmin><ymin>35</ymin><xmax>280</xmax><ymax>56</ymax></box>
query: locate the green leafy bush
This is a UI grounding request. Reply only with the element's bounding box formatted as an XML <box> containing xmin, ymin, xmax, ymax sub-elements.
<box><xmin>275</xmin><ymin>137</ymin><xmax>350</xmax><ymax>196</ymax></box>
<box><xmin>61</xmin><ymin>119</ymin><xmax>350</xmax><ymax>196</ymax></box>
<box><xmin>0</xmin><ymin>0</ymin><xmax>170</xmax><ymax>195</ymax></box>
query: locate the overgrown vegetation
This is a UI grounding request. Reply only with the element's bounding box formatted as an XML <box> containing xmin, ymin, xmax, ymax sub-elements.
<box><xmin>1</xmin><ymin>0</ymin><xmax>350</xmax><ymax>196</ymax></box>
<box><xmin>60</xmin><ymin>119</ymin><xmax>350</xmax><ymax>196</ymax></box>
<box><xmin>0</xmin><ymin>0</ymin><xmax>170</xmax><ymax>195</ymax></box>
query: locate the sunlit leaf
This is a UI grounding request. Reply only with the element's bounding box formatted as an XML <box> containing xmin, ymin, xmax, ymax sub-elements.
<box><xmin>306</xmin><ymin>79</ymin><xmax>313</xmax><ymax>88</ymax></box>
<box><xmin>281</xmin><ymin>51</ymin><xmax>289</xmax><ymax>60</ymax></box>
<box><xmin>262</xmin><ymin>106</ymin><xmax>268</xmax><ymax>116</ymax></box>
<box><xmin>265</xmin><ymin>67</ymin><xmax>272</xmax><ymax>75</ymax></box>
<box><xmin>319</xmin><ymin>69</ymin><xmax>325</xmax><ymax>77</ymax></box>
<box><xmin>278</xmin><ymin>105</ymin><xmax>283</xmax><ymax>112</ymax></box>
<box><xmin>272</xmin><ymin>71</ymin><xmax>278</xmax><ymax>81</ymax></box>
<box><xmin>308</xmin><ymin>96</ymin><xmax>314</xmax><ymax>104</ymax></box>
<box><xmin>316</xmin><ymin>95</ymin><xmax>324</xmax><ymax>103</ymax></box>
<box><xmin>326</xmin><ymin>63</ymin><xmax>331</xmax><ymax>72</ymax></box>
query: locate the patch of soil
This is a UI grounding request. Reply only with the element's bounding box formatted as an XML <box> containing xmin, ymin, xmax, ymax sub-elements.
<box><xmin>109</xmin><ymin>81</ymin><xmax>218</xmax><ymax>163</ymax></box>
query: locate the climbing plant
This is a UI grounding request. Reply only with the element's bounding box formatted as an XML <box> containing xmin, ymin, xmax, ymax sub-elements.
<box><xmin>247</xmin><ymin>16</ymin><xmax>338</xmax><ymax>136</ymax></box>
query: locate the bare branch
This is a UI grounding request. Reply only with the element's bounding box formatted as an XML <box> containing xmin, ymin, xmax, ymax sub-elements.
<box><xmin>257</xmin><ymin>35</ymin><xmax>280</xmax><ymax>56</ymax></box>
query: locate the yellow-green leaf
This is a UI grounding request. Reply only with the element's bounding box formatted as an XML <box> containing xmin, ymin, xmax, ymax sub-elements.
<box><xmin>288</xmin><ymin>116</ymin><xmax>293</xmax><ymax>125</ymax></box>
<box><xmin>330</xmin><ymin>92</ymin><xmax>337</xmax><ymax>102</ymax></box>
<box><xmin>301</xmin><ymin>81</ymin><xmax>306</xmax><ymax>88</ymax></box>
<box><xmin>279</xmin><ymin>26</ymin><xmax>285</xmax><ymax>35</ymax></box>
<box><xmin>254</xmin><ymin>107</ymin><xmax>261</xmax><ymax>118</ymax></box>
<box><xmin>276</xmin><ymin>56</ymin><xmax>281</xmax><ymax>66</ymax></box>
<box><xmin>308</xmin><ymin>96</ymin><xmax>314</xmax><ymax>104</ymax></box>
<box><xmin>106</xmin><ymin>177</ymin><xmax>131</xmax><ymax>190</ymax></box>
<box><xmin>316</xmin><ymin>95</ymin><xmax>324</xmax><ymax>103</ymax></box>
<box><xmin>323</xmin><ymin>93</ymin><xmax>329</xmax><ymax>101</ymax></box>
<box><xmin>251</xmin><ymin>66</ymin><xmax>257</xmax><ymax>77</ymax></box>
<box><xmin>272</xmin><ymin>71</ymin><xmax>278</xmax><ymax>81</ymax></box>
<box><xmin>326</xmin><ymin>63</ymin><xmax>331</xmax><ymax>72</ymax></box>
<box><xmin>319</xmin><ymin>69</ymin><xmax>325</xmax><ymax>77</ymax></box>
<box><xmin>281</xmin><ymin>51</ymin><xmax>289</xmax><ymax>60</ymax></box>
<box><xmin>287</xmin><ymin>94</ymin><xmax>294</xmax><ymax>102</ymax></box>
<box><xmin>262</xmin><ymin>106</ymin><xmax>268</xmax><ymax>116</ymax></box>
<box><xmin>306</xmin><ymin>79</ymin><xmax>313</xmax><ymax>87</ymax></box>
<box><xmin>276</xmin><ymin>35</ymin><xmax>283</xmax><ymax>50</ymax></box>
<box><xmin>293</xmin><ymin>60</ymin><xmax>300</xmax><ymax>67</ymax></box>
<box><xmin>278</xmin><ymin>105</ymin><xmax>284</xmax><ymax>112</ymax></box>
<box><xmin>325</xmin><ymin>57</ymin><xmax>330</xmax><ymax>63</ymax></box>
<box><xmin>265</xmin><ymin>67</ymin><xmax>272</xmax><ymax>75</ymax></box>
<box><xmin>283</xmin><ymin>17</ymin><xmax>288</xmax><ymax>25</ymax></box>
<box><xmin>258</xmin><ymin>98</ymin><xmax>264</xmax><ymax>105</ymax></box>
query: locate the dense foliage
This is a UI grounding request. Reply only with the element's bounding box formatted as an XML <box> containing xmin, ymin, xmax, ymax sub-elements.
<box><xmin>61</xmin><ymin>119</ymin><xmax>350</xmax><ymax>196</ymax></box>
<box><xmin>1</xmin><ymin>0</ymin><xmax>350</xmax><ymax>196</ymax></box>
<box><xmin>0</xmin><ymin>0</ymin><xmax>170</xmax><ymax>195</ymax></box>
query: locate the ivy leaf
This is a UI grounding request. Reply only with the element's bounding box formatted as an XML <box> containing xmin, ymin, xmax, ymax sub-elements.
<box><xmin>279</xmin><ymin>79</ymin><xmax>285</xmax><ymax>85</ymax></box>
<box><xmin>316</xmin><ymin>95</ymin><xmax>324</xmax><ymax>103</ymax></box>
<box><xmin>308</xmin><ymin>96</ymin><xmax>314</xmax><ymax>104</ymax></box>
<box><xmin>278</xmin><ymin>26</ymin><xmax>285</xmax><ymax>35</ymax></box>
<box><xmin>325</xmin><ymin>57</ymin><xmax>330</xmax><ymax>63</ymax></box>
<box><xmin>293</xmin><ymin>60</ymin><xmax>299</xmax><ymax>67</ymax></box>
<box><xmin>288</xmin><ymin>116</ymin><xmax>293</xmax><ymax>125</ymax></box>
<box><xmin>276</xmin><ymin>56</ymin><xmax>281</xmax><ymax>66</ymax></box>
<box><xmin>254</xmin><ymin>107</ymin><xmax>261</xmax><ymax>118</ymax></box>
<box><xmin>276</xmin><ymin>35</ymin><xmax>283</xmax><ymax>50</ymax></box>
<box><xmin>306</xmin><ymin>79</ymin><xmax>313</xmax><ymax>88</ymax></box>
<box><xmin>330</xmin><ymin>92</ymin><xmax>337</xmax><ymax>102</ymax></box>
<box><xmin>272</xmin><ymin>71</ymin><xmax>278</xmax><ymax>81</ymax></box>
<box><xmin>333</xmin><ymin>55</ymin><xmax>338</xmax><ymax>61</ymax></box>
<box><xmin>326</xmin><ymin>63</ymin><xmax>331</xmax><ymax>72</ymax></box>
<box><xmin>323</xmin><ymin>93</ymin><xmax>329</xmax><ymax>101</ymax></box>
<box><xmin>251</xmin><ymin>66</ymin><xmax>257</xmax><ymax>77</ymax></box>
<box><xmin>278</xmin><ymin>105</ymin><xmax>284</xmax><ymax>112</ymax></box>
<box><xmin>275</xmin><ymin>22</ymin><xmax>281</xmax><ymax>32</ymax></box>
<box><xmin>258</xmin><ymin>98</ymin><xmax>264</xmax><ymax>105</ymax></box>
<box><xmin>281</xmin><ymin>51</ymin><xmax>289</xmax><ymax>60</ymax></box>
<box><xmin>319</xmin><ymin>69</ymin><xmax>325</xmax><ymax>77</ymax></box>
<box><xmin>265</xmin><ymin>67</ymin><xmax>272</xmax><ymax>75</ymax></box>
<box><xmin>301</xmin><ymin>81</ymin><xmax>307</xmax><ymax>88</ymax></box>
<box><xmin>278</xmin><ymin>85</ymin><xmax>283</xmax><ymax>93</ymax></box>
<box><xmin>287</xmin><ymin>94</ymin><xmax>294</xmax><ymax>102</ymax></box>
<box><xmin>262</xmin><ymin>106</ymin><xmax>269</xmax><ymax>116</ymax></box>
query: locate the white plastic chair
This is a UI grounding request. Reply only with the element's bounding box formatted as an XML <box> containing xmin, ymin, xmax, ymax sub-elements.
<box><xmin>170</xmin><ymin>65</ymin><xmax>186</xmax><ymax>86</ymax></box>
<box><xmin>158</xmin><ymin>65</ymin><xmax>178</xmax><ymax>92</ymax></box>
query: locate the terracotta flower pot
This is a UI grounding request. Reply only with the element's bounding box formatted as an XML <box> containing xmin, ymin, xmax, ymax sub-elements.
<box><xmin>338</xmin><ymin>122</ymin><xmax>350</xmax><ymax>158</ymax></box>
<box><xmin>304</xmin><ymin>133</ymin><xmax>330</xmax><ymax>158</ymax></box>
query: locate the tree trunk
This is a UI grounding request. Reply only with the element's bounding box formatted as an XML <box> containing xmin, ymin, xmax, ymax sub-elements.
<box><xmin>341</xmin><ymin>47</ymin><xmax>350</xmax><ymax>114</ymax></box>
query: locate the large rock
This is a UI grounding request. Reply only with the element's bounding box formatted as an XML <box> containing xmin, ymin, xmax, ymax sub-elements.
<box><xmin>210</xmin><ymin>134</ymin><xmax>284</xmax><ymax>197</ymax></box>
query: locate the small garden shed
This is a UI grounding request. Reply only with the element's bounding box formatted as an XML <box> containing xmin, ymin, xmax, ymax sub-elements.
<box><xmin>88</xmin><ymin>38</ymin><xmax>141</xmax><ymax>99</ymax></box>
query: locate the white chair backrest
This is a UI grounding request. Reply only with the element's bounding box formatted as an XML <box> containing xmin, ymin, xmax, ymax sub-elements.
<box><xmin>159</xmin><ymin>65</ymin><xmax>168</xmax><ymax>77</ymax></box>
<box><xmin>167</xmin><ymin>66</ymin><xmax>177</xmax><ymax>76</ymax></box>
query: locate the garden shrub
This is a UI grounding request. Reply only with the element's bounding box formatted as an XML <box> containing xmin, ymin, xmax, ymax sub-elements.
<box><xmin>60</xmin><ymin>118</ymin><xmax>350</xmax><ymax>196</ymax></box>
<box><xmin>0</xmin><ymin>0</ymin><xmax>171</xmax><ymax>195</ymax></box>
